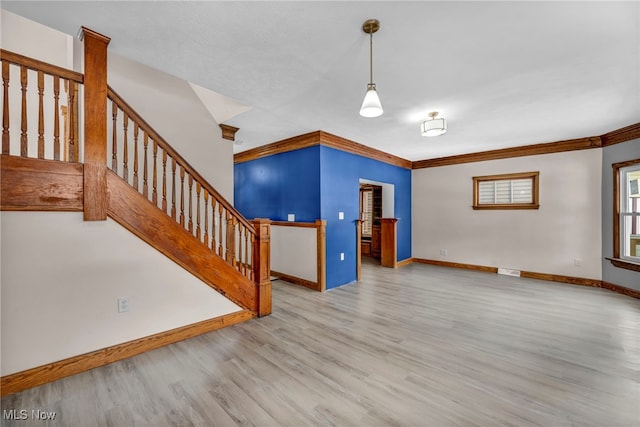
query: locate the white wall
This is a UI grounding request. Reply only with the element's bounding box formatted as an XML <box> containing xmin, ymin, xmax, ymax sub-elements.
<box><xmin>107</xmin><ymin>53</ymin><xmax>235</xmax><ymax>202</ymax></box>
<box><xmin>271</xmin><ymin>225</ymin><xmax>317</xmax><ymax>282</ymax></box>
<box><xmin>412</xmin><ymin>149</ymin><xmax>602</xmax><ymax>279</ymax></box>
<box><xmin>0</xmin><ymin>212</ymin><xmax>241</xmax><ymax>375</ymax></box>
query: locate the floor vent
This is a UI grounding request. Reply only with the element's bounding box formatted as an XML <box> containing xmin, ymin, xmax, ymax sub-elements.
<box><xmin>498</xmin><ymin>267</ymin><xmax>521</xmax><ymax>277</ymax></box>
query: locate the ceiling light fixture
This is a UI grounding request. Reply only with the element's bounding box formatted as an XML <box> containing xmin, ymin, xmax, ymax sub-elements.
<box><xmin>359</xmin><ymin>19</ymin><xmax>383</xmax><ymax>118</ymax></box>
<box><xmin>421</xmin><ymin>112</ymin><xmax>447</xmax><ymax>137</ymax></box>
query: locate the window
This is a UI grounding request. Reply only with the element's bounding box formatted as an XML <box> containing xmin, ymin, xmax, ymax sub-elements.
<box><xmin>360</xmin><ymin>189</ymin><xmax>373</xmax><ymax>237</ymax></box>
<box><xmin>612</xmin><ymin>159</ymin><xmax>640</xmax><ymax>270</ymax></box>
<box><xmin>472</xmin><ymin>172</ymin><xmax>539</xmax><ymax>210</ymax></box>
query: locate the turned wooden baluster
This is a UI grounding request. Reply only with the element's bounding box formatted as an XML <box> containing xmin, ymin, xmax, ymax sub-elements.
<box><xmin>237</xmin><ymin>226</ymin><xmax>243</xmax><ymax>273</ymax></box>
<box><xmin>162</xmin><ymin>150</ymin><xmax>167</xmax><ymax>213</ymax></box>
<box><xmin>2</xmin><ymin>61</ymin><xmax>9</xmax><ymax>154</ymax></box>
<box><xmin>195</xmin><ymin>182</ymin><xmax>201</xmax><ymax>239</ymax></box>
<box><xmin>122</xmin><ymin>113</ymin><xmax>129</xmax><ymax>181</ymax></box>
<box><xmin>244</xmin><ymin>226</ymin><xmax>250</xmax><ymax>277</ymax></box>
<box><xmin>152</xmin><ymin>140</ymin><xmax>158</xmax><ymax>205</ymax></box>
<box><xmin>20</xmin><ymin>66</ymin><xmax>27</xmax><ymax>157</ymax></box>
<box><xmin>171</xmin><ymin>157</ymin><xmax>177</xmax><ymax>220</ymax></box>
<box><xmin>53</xmin><ymin>76</ymin><xmax>60</xmax><ymax>160</ymax></box>
<box><xmin>203</xmin><ymin>191</ymin><xmax>209</xmax><ymax>247</ymax></box>
<box><xmin>187</xmin><ymin>174</ymin><xmax>193</xmax><ymax>233</ymax></box>
<box><xmin>37</xmin><ymin>71</ymin><xmax>44</xmax><ymax>159</ymax></box>
<box><xmin>133</xmin><ymin>123</ymin><xmax>139</xmax><ymax>190</ymax></box>
<box><xmin>218</xmin><ymin>205</ymin><xmax>224</xmax><ymax>257</ymax></box>
<box><xmin>142</xmin><ymin>133</ymin><xmax>149</xmax><ymax>198</ymax></box>
<box><xmin>179</xmin><ymin>166</ymin><xmax>185</xmax><ymax>227</ymax></box>
<box><xmin>67</xmin><ymin>81</ymin><xmax>76</xmax><ymax>162</ymax></box>
<box><xmin>211</xmin><ymin>199</ymin><xmax>217</xmax><ymax>252</ymax></box>
<box><xmin>226</xmin><ymin>211</ymin><xmax>236</xmax><ymax>265</ymax></box>
<box><xmin>111</xmin><ymin>101</ymin><xmax>118</xmax><ymax>172</ymax></box>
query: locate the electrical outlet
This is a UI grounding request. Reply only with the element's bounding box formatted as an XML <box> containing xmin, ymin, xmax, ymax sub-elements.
<box><xmin>574</xmin><ymin>258</ymin><xmax>582</xmax><ymax>267</ymax></box>
<box><xmin>287</xmin><ymin>213</ymin><xmax>295</xmax><ymax>222</ymax></box>
<box><xmin>118</xmin><ymin>297</ymin><xmax>130</xmax><ymax>313</ymax></box>
<box><xmin>340</xmin><ymin>252</ymin><xmax>345</xmax><ymax>261</ymax></box>
<box><xmin>440</xmin><ymin>249</ymin><xmax>448</xmax><ymax>256</ymax></box>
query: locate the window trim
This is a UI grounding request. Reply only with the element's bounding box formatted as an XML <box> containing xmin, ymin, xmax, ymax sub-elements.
<box><xmin>472</xmin><ymin>171</ymin><xmax>540</xmax><ymax>210</ymax></box>
<box><xmin>611</xmin><ymin>158</ymin><xmax>640</xmax><ymax>272</ymax></box>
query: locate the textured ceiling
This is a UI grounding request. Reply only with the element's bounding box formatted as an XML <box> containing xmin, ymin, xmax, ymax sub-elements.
<box><xmin>3</xmin><ymin>1</ymin><xmax>638</xmax><ymax>161</ymax></box>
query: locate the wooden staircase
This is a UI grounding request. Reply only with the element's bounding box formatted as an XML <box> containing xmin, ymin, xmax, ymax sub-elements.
<box><xmin>0</xmin><ymin>28</ymin><xmax>271</xmax><ymax>394</ymax></box>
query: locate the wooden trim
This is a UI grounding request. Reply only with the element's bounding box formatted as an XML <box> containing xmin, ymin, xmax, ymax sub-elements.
<box><xmin>0</xmin><ymin>310</ymin><xmax>254</xmax><ymax>397</ymax></box>
<box><xmin>0</xmin><ymin>155</ymin><xmax>83</xmax><ymax>211</ymax></box>
<box><xmin>413</xmin><ymin>258</ymin><xmax>499</xmax><ymax>273</ymax></box>
<box><xmin>271</xmin><ymin>220</ymin><xmax>318</xmax><ymax>228</ymax></box>
<box><xmin>233</xmin><ymin>130</ymin><xmax>412</xmax><ymax>169</ymax></box>
<box><xmin>601</xmin><ymin>281</ymin><xmax>640</xmax><ymax>299</ymax></box>
<box><xmin>414</xmin><ymin>257</ymin><xmax>639</xmax><ymax>299</ymax></box>
<box><xmin>0</xmin><ymin>49</ymin><xmax>83</xmax><ymax>83</ymax></box>
<box><xmin>318</xmin><ymin>131</ymin><xmax>412</xmax><ymax>169</ymax></box>
<box><xmin>219</xmin><ymin>124</ymin><xmax>239</xmax><ymax>141</ymax></box>
<box><xmin>316</xmin><ymin>219</ymin><xmax>327</xmax><ymax>292</ymax></box>
<box><xmin>234</xmin><ymin>131</ymin><xmax>320</xmax><ymax>164</ymax></box>
<box><xmin>601</xmin><ymin>123</ymin><xmax>640</xmax><ymax>147</ymax></box>
<box><xmin>413</xmin><ymin>136</ymin><xmax>601</xmax><ymax>169</ymax></box>
<box><xmin>611</xmin><ymin>158</ymin><xmax>640</xmax><ymax>259</ymax></box>
<box><xmin>355</xmin><ymin>219</ymin><xmax>362</xmax><ymax>281</ymax></box>
<box><xmin>519</xmin><ymin>270</ymin><xmax>602</xmax><ymax>287</ymax></box>
<box><xmin>82</xmin><ymin>27</ymin><xmax>110</xmax><ymax>221</ymax></box>
<box><xmin>252</xmin><ymin>218</ymin><xmax>272</xmax><ymax>316</ymax></box>
<box><xmin>396</xmin><ymin>258</ymin><xmax>413</xmax><ymax>267</ymax></box>
<box><xmin>380</xmin><ymin>218</ymin><xmax>398</xmax><ymax>268</ymax></box>
<box><xmin>606</xmin><ymin>257</ymin><xmax>640</xmax><ymax>273</ymax></box>
<box><xmin>272</xmin><ymin>270</ymin><xmax>320</xmax><ymax>291</ymax></box>
<box><xmin>472</xmin><ymin>171</ymin><xmax>539</xmax><ymax>210</ymax></box>
<box><xmin>107</xmin><ymin>171</ymin><xmax>257</xmax><ymax>312</ymax></box>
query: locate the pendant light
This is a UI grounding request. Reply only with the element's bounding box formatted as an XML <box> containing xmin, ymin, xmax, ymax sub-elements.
<box><xmin>359</xmin><ymin>19</ymin><xmax>383</xmax><ymax>118</ymax></box>
<box><xmin>421</xmin><ymin>112</ymin><xmax>447</xmax><ymax>137</ymax></box>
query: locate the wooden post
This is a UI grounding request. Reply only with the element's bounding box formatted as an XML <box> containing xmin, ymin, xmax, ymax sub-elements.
<box><xmin>380</xmin><ymin>218</ymin><xmax>398</xmax><ymax>268</ymax></box>
<box><xmin>355</xmin><ymin>219</ymin><xmax>362</xmax><ymax>281</ymax></box>
<box><xmin>316</xmin><ymin>219</ymin><xmax>327</xmax><ymax>292</ymax></box>
<box><xmin>80</xmin><ymin>27</ymin><xmax>111</xmax><ymax>221</ymax></box>
<box><xmin>252</xmin><ymin>218</ymin><xmax>272</xmax><ymax>317</ymax></box>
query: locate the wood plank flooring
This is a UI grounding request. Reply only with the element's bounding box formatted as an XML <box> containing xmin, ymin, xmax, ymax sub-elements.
<box><xmin>2</xmin><ymin>262</ymin><xmax>639</xmax><ymax>426</ymax></box>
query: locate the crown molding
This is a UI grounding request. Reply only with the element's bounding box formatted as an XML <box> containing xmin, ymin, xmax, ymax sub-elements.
<box><xmin>412</xmin><ymin>136</ymin><xmax>602</xmax><ymax>169</ymax></box>
<box><xmin>233</xmin><ymin>123</ymin><xmax>639</xmax><ymax>170</ymax></box>
<box><xmin>219</xmin><ymin>124</ymin><xmax>239</xmax><ymax>141</ymax></box>
<box><xmin>234</xmin><ymin>130</ymin><xmax>412</xmax><ymax>169</ymax></box>
<box><xmin>600</xmin><ymin>123</ymin><xmax>640</xmax><ymax>147</ymax></box>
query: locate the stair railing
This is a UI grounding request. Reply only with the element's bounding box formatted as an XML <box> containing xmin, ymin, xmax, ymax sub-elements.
<box><xmin>107</xmin><ymin>87</ymin><xmax>256</xmax><ymax>283</ymax></box>
<box><xmin>1</xmin><ymin>49</ymin><xmax>81</xmax><ymax>162</ymax></box>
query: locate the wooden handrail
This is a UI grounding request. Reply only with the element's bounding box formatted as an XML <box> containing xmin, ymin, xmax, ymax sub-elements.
<box><xmin>107</xmin><ymin>86</ymin><xmax>255</xmax><ymax>233</ymax></box>
<box><xmin>0</xmin><ymin>49</ymin><xmax>84</xmax><ymax>84</ymax></box>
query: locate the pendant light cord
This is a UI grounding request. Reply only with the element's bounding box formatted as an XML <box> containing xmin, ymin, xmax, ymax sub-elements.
<box><xmin>369</xmin><ymin>31</ymin><xmax>374</xmax><ymax>85</ymax></box>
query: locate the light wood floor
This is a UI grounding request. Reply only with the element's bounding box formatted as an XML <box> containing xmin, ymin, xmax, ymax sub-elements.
<box><xmin>2</xmin><ymin>262</ymin><xmax>639</xmax><ymax>426</ymax></box>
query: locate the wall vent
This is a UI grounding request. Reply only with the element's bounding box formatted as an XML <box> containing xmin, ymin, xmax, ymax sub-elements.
<box><xmin>498</xmin><ymin>267</ymin><xmax>521</xmax><ymax>277</ymax></box>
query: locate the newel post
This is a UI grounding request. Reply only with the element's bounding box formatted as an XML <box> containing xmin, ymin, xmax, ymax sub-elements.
<box><xmin>380</xmin><ymin>218</ymin><xmax>398</xmax><ymax>268</ymax></box>
<box><xmin>252</xmin><ymin>218</ymin><xmax>272</xmax><ymax>317</ymax></box>
<box><xmin>80</xmin><ymin>27</ymin><xmax>111</xmax><ymax>221</ymax></box>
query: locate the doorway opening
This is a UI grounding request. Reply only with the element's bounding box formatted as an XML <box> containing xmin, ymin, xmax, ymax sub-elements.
<box><xmin>358</xmin><ymin>179</ymin><xmax>394</xmax><ymax>278</ymax></box>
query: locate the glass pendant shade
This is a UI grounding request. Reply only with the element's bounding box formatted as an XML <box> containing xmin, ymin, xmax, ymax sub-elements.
<box><xmin>421</xmin><ymin>116</ymin><xmax>447</xmax><ymax>137</ymax></box>
<box><xmin>360</xmin><ymin>84</ymin><xmax>383</xmax><ymax>118</ymax></box>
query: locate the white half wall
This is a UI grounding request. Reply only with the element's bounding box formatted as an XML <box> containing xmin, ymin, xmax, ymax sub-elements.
<box><xmin>412</xmin><ymin>149</ymin><xmax>602</xmax><ymax>279</ymax></box>
<box><xmin>271</xmin><ymin>225</ymin><xmax>317</xmax><ymax>282</ymax></box>
<box><xmin>0</xmin><ymin>212</ymin><xmax>241</xmax><ymax>376</ymax></box>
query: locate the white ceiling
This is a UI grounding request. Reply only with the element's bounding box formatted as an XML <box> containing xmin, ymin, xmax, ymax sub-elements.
<box><xmin>3</xmin><ymin>1</ymin><xmax>638</xmax><ymax>161</ymax></box>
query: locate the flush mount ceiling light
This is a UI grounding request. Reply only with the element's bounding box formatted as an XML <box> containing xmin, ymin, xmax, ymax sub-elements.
<box><xmin>359</xmin><ymin>19</ymin><xmax>383</xmax><ymax>118</ymax></box>
<box><xmin>421</xmin><ymin>112</ymin><xmax>447</xmax><ymax>137</ymax></box>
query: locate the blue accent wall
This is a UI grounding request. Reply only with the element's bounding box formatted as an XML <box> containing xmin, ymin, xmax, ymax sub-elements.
<box><xmin>320</xmin><ymin>146</ymin><xmax>411</xmax><ymax>289</ymax></box>
<box><xmin>234</xmin><ymin>144</ymin><xmax>411</xmax><ymax>290</ymax></box>
<box><xmin>234</xmin><ymin>146</ymin><xmax>321</xmax><ymax>222</ymax></box>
